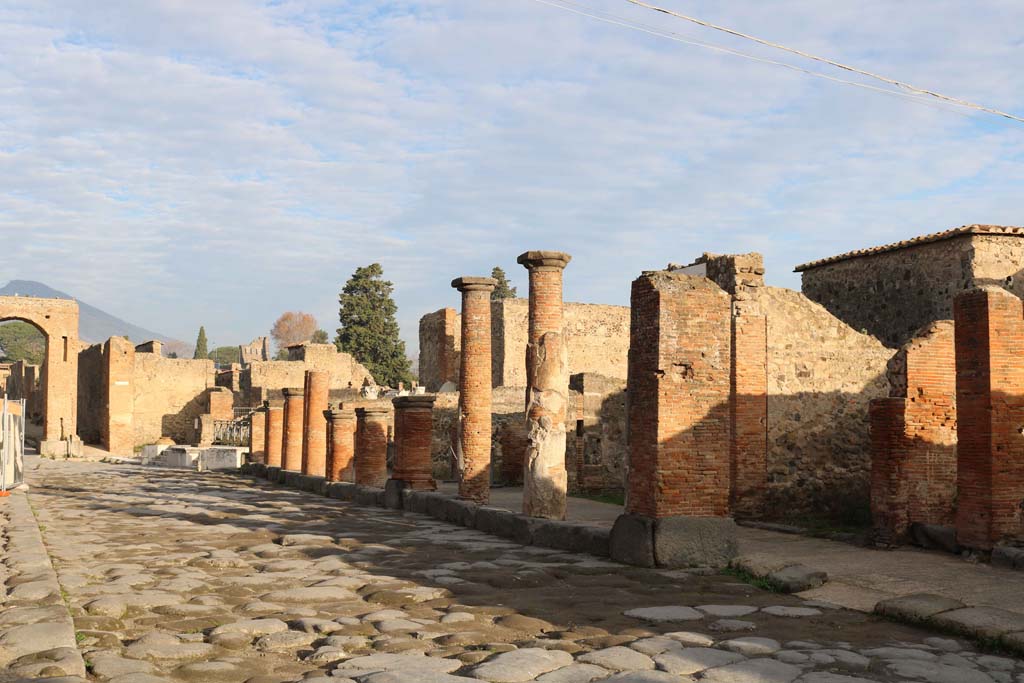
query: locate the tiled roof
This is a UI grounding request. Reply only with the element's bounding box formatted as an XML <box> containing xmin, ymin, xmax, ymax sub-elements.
<box><xmin>794</xmin><ymin>224</ymin><xmax>1024</xmax><ymax>272</ymax></box>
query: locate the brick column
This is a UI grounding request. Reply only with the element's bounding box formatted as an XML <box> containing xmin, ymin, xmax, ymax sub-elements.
<box><xmin>281</xmin><ymin>387</ymin><xmax>304</xmax><ymax>472</ymax></box>
<box><xmin>517</xmin><ymin>251</ymin><xmax>571</xmax><ymax>520</ymax></box>
<box><xmin>391</xmin><ymin>395</ymin><xmax>437</xmax><ymax>490</ymax></box>
<box><xmin>264</xmin><ymin>403</ymin><xmax>283</xmax><ymax>468</ymax></box>
<box><xmin>326</xmin><ymin>408</ymin><xmax>356</xmax><ymax>482</ymax></box>
<box><xmin>355</xmin><ymin>405</ymin><xmax>389</xmax><ymax>488</ymax></box>
<box><xmin>301</xmin><ymin>370</ymin><xmax>330</xmax><ymax>476</ymax></box>
<box><xmin>954</xmin><ymin>286</ymin><xmax>1024</xmax><ymax>549</ymax></box>
<box><xmin>249</xmin><ymin>406</ymin><xmax>266</xmax><ymax>464</ymax></box>
<box><xmin>609</xmin><ymin>270</ymin><xmax>736</xmax><ymax>568</ymax></box>
<box><xmin>451</xmin><ymin>276</ymin><xmax>496</xmax><ymax>503</ymax></box>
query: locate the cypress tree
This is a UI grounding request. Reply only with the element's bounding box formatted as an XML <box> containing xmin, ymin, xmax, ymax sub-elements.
<box><xmin>193</xmin><ymin>326</ymin><xmax>209</xmax><ymax>359</ymax></box>
<box><xmin>335</xmin><ymin>263</ymin><xmax>411</xmax><ymax>388</ymax></box>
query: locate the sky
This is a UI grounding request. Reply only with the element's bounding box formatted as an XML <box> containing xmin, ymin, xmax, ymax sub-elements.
<box><xmin>1</xmin><ymin>0</ymin><xmax>1022</xmax><ymax>354</ymax></box>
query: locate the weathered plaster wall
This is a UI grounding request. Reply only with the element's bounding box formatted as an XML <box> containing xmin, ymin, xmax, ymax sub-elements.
<box><xmin>762</xmin><ymin>286</ymin><xmax>892</xmax><ymax>515</ymax></box>
<box><xmin>132</xmin><ymin>354</ymin><xmax>216</xmax><ymax>447</ymax></box>
<box><xmin>244</xmin><ymin>345</ymin><xmax>374</xmax><ymax>406</ymax></box>
<box><xmin>491</xmin><ymin>298</ymin><xmax>630</xmax><ymax>388</ymax></box>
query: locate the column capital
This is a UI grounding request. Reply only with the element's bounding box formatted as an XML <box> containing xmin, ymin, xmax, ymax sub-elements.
<box><xmin>355</xmin><ymin>404</ymin><xmax>390</xmax><ymax>418</ymax></box>
<box><xmin>325</xmin><ymin>408</ymin><xmax>356</xmax><ymax>422</ymax></box>
<box><xmin>393</xmin><ymin>394</ymin><xmax>437</xmax><ymax>411</ymax></box>
<box><xmin>451</xmin><ymin>276</ymin><xmax>497</xmax><ymax>293</ymax></box>
<box><xmin>517</xmin><ymin>250</ymin><xmax>571</xmax><ymax>271</ymax></box>
<box><xmin>282</xmin><ymin>387</ymin><xmax>304</xmax><ymax>398</ymax></box>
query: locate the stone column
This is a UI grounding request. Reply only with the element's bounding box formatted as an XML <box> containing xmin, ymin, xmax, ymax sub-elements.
<box><xmin>390</xmin><ymin>395</ymin><xmax>438</xmax><ymax>490</ymax></box>
<box><xmin>325</xmin><ymin>408</ymin><xmax>356</xmax><ymax>482</ymax></box>
<box><xmin>281</xmin><ymin>387</ymin><xmax>304</xmax><ymax>472</ymax></box>
<box><xmin>249</xmin><ymin>406</ymin><xmax>266</xmax><ymax>464</ymax></box>
<box><xmin>301</xmin><ymin>370</ymin><xmax>330</xmax><ymax>477</ymax></box>
<box><xmin>355</xmin><ymin>405</ymin><xmax>389</xmax><ymax>488</ymax></box>
<box><xmin>451</xmin><ymin>276</ymin><xmax>497</xmax><ymax>503</ymax></box>
<box><xmin>517</xmin><ymin>251</ymin><xmax>572</xmax><ymax>520</ymax></box>
<box><xmin>264</xmin><ymin>403</ymin><xmax>283</xmax><ymax>468</ymax></box>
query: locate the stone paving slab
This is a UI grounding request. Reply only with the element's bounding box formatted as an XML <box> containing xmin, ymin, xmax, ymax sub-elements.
<box><xmin>12</xmin><ymin>458</ymin><xmax>1024</xmax><ymax>683</ymax></box>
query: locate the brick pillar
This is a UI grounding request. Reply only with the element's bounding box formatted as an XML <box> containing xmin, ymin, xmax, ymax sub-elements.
<box><xmin>208</xmin><ymin>387</ymin><xmax>233</xmax><ymax>421</ymax></box>
<box><xmin>281</xmin><ymin>387</ymin><xmax>304</xmax><ymax>472</ymax></box>
<box><xmin>870</xmin><ymin>320</ymin><xmax>957</xmax><ymax>544</ymax></box>
<box><xmin>301</xmin><ymin>370</ymin><xmax>330</xmax><ymax>476</ymax></box>
<box><xmin>451</xmin><ymin>276</ymin><xmax>496</xmax><ymax>503</ymax></box>
<box><xmin>610</xmin><ymin>270</ymin><xmax>736</xmax><ymax>568</ymax></box>
<box><xmin>391</xmin><ymin>395</ymin><xmax>437</xmax><ymax>490</ymax></box>
<box><xmin>730</xmin><ymin>313</ymin><xmax>767</xmax><ymax>516</ymax></box>
<box><xmin>249</xmin><ymin>407</ymin><xmax>266</xmax><ymax>464</ymax></box>
<box><xmin>264</xmin><ymin>403</ymin><xmax>283</xmax><ymax>468</ymax></box>
<box><xmin>325</xmin><ymin>408</ymin><xmax>356</xmax><ymax>482</ymax></box>
<box><xmin>517</xmin><ymin>251</ymin><xmax>572</xmax><ymax>520</ymax></box>
<box><xmin>954</xmin><ymin>286</ymin><xmax>1024</xmax><ymax>550</ymax></box>
<box><xmin>355</xmin><ymin>405</ymin><xmax>389</xmax><ymax>488</ymax></box>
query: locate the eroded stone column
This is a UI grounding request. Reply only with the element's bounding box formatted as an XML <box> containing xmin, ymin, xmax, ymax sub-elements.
<box><xmin>391</xmin><ymin>395</ymin><xmax>438</xmax><ymax>490</ymax></box>
<box><xmin>518</xmin><ymin>251</ymin><xmax>571</xmax><ymax>520</ymax></box>
<box><xmin>301</xmin><ymin>370</ymin><xmax>330</xmax><ymax>477</ymax></box>
<box><xmin>451</xmin><ymin>276</ymin><xmax>496</xmax><ymax>503</ymax></box>
<box><xmin>281</xmin><ymin>387</ymin><xmax>304</xmax><ymax>472</ymax></box>
<box><xmin>325</xmin><ymin>408</ymin><xmax>356</xmax><ymax>482</ymax></box>
<box><xmin>264</xmin><ymin>403</ymin><xmax>283</xmax><ymax>468</ymax></box>
<box><xmin>355</xmin><ymin>405</ymin><xmax>389</xmax><ymax>488</ymax></box>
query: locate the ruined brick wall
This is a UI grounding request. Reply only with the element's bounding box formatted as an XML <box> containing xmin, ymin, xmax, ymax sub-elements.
<box><xmin>799</xmin><ymin>228</ymin><xmax>1024</xmax><ymax>349</ymax></box>
<box><xmin>567</xmin><ymin>373</ymin><xmax>627</xmax><ymax>493</ymax></box>
<box><xmin>491</xmin><ymin>298</ymin><xmax>630</xmax><ymax>388</ymax></box>
<box><xmin>626</xmin><ymin>271</ymin><xmax>732</xmax><ymax>519</ymax></box>
<box><xmin>762</xmin><ymin>286</ymin><xmax>892</xmax><ymax>515</ymax></box>
<box><xmin>428</xmin><ymin>387</ymin><xmax>527</xmax><ymax>485</ymax></box>
<box><xmin>244</xmin><ymin>346</ymin><xmax>374</xmax><ymax>405</ymax></box>
<box><xmin>132</xmin><ymin>354</ymin><xmax>216</xmax><ymax>446</ymax></box>
<box><xmin>76</xmin><ymin>344</ymin><xmax>104</xmax><ymax>444</ymax></box>
<box><xmin>239</xmin><ymin>336</ymin><xmax>269</xmax><ymax>364</ymax></box>
<box><xmin>104</xmin><ymin>337</ymin><xmax>135</xmax><ymax>455</ymax></box>
<box><xmin>418</xmin><ymin>308</ymin><xmax>460</xmax><ymax>392</ymax></box>
<box><xmin>870</xmin><ymin>320</ymin><xmax>957</xmax><ymax>542</ymax></box>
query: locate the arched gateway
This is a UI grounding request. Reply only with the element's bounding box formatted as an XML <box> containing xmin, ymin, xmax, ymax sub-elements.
<box><xmin>0</xmin><ymin>295</ymin><xmax>79</xmax><ymax>455</ymax></box>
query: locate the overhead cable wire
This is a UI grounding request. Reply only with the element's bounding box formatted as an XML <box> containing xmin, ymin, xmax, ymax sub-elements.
<box><xmin>623</xmin><ymin>0</ymin><xmax>1024</xmax><ymax>124</ymax></box>
<box><xmin>527</xmin><ymin>0</ymin><xmax>977</xmax><ymax>119</ymax></box>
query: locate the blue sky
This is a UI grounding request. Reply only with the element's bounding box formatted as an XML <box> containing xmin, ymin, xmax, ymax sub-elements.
<box><xmin>1</xmin><ymin>0</ymin><xmax>1022</xmax><ymax>352</ymax></box>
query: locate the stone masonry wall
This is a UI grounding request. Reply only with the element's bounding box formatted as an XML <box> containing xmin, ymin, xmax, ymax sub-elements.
<box><xmin>244</xmin><ymin>345</ymin><xmax>374</xmax><ymax>406</ymax></box>
<box><xmin>418</xmin><ymin>308</ymin><xmax>460</xmax><ymax>392</ymax></box>
<box><xmin>491</xmin><ymin>298</ymin><xmax>630</xmax><ymax>388</ymax></box>
<box><xmin>799</xmin><ymin>230</ymin><xmax>1024</xmax><ymax>349</ymax></box>
<box><xmin>76</xmin><ymin>344</ymin><xmax>103</xmax><ymax>444</ymax></box>
<box><xmin>567</xmin><ymin>373</ymin><xmax>627</xmax><ymax>493</ymax></box>
<box><xmin>132</xmin><ymin>354</ymin><xmax>216</xmax><ymax>447</ymax></box>
<box><xmin>761</xmin><ymin>286</ymin><xmax>892</xmax><ymax>516</ymax></box>
<box><xmin>429</xmin><ymin>387</ymin><xmax>526</xmax><ymax>485</ymax></box>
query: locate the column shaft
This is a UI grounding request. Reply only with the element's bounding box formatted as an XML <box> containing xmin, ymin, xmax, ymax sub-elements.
<box><xmin>301</xmin><ymin>370</ymin><xmax>330</xmax><ymax>476</ymax></box>
<box><xmin>355</xmin><ymin>406</ymin><xmax>389</xmax><ymax>487</ymax></box>
<box><xmin>391</xmin><ymin>395</ymin><xmax>437</xmax><ymax>490</ymax></box>
<box><xmin>264</xmin><ymin>404</ymin><xmax>283</xmax><ymax>468</ymax></box>
<box><xmin>281</xmin><ymin>388</ymin><xmax>304</xmax><ymax>472</ymax></box>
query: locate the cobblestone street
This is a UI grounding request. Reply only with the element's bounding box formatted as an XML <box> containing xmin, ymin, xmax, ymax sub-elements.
<box><xmin>4</xmin><ymin>458</ymin><xmax>1024</xmax><ymax>682</ymax></box>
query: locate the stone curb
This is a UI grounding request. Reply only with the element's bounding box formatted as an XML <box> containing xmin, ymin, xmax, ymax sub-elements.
<box><xmin>730</xmin><ymin>555</ymin><xmax>829</xmax><ymax>594</ymax></box>
<box><xmin>0</xmin><ymin>490</ymin><xmax>87</xmax><ymax>678</ymax></box>
<box><xmin>875</xmin><ymin>592</ymin><xmax>1024</xmax><ymax>655</ymax></box>
<box><xmin>236</xmin><ymin>466</ymin><xmax>611</xmax><ymax>559</ymax></box>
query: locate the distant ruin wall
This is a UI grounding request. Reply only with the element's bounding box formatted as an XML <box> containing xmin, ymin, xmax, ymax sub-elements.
<box><xmin>418</xmin><ymin>308</ymin><xmax>460</xmax><ymax>392</ymax></box>
<box><xmin>800</xmin><ymin>232</ymin><xmax>1024</xmax><ymax>348</ymax></box>
<box><xmin>491</xmin><ymin>298</ymin><xmax>630</xmax><ymax>388</ymax></box>
<box><xmin>133</xmin><ymin>354</ymin><xmax>216</xmax><ymax>447</ymax></box>
<box><xmin>762</xmin><ymin>286</ymin><xmax>892</xmax><ymax>515</ymax></box>
<box><xmin>76</xmin><ymin>344</ymin><xmax>104</xmax><ymax>444</ymax></box>
<box><xmin>244</xmin><ymin>345</ymin><xmax>374</xmax><ymax>405</ymax></box>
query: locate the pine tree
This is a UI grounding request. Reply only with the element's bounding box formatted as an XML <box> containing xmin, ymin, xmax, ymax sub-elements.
<box><xmin>193</xmin><ymin>326</ymin><xmax>209</xmax><ymax>359</ymax></box>
<box><xmin>335</xmin><ymin>263</ymin><xmax>411</xmax><ymax>388</ymax></box>
<box><xmin>491</xmin><ymin>266</ymin><xmax>517</xmax><ymax>300</ymax></box>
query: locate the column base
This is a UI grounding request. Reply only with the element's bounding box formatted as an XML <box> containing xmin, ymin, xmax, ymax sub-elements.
<box><xmin>609</xmin><ymin>513</ymin><xmax>737</xmax><ymax>568</ymax></box>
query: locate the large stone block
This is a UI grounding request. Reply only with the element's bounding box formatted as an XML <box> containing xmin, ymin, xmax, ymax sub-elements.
<box><xmin>609</xmin><ymin>514</ymin><xmax>654</xmax><ymax>567</ymax></box>
<box><xmin>266</xmin><ymin>466</ymin><xmax>281</xmax><ymax>482</ymax></box>
<box><xmin>327</xmin><ymin>482</ymin><xmax>356</xmax><ymax>502</ymax></box>
<box><xmin>354</xmin><ymin>486</ymin><xmax>384</xmax><ymax>507</ymax></box>
<box><xmin>424</xmin><ymin>492</ymin><xmax>448</xmax><ymax>520</ymax></box>
<box><xmin>404</xmin><ymin>490</ymin><xmax>430</xmax><ymax>514</ymax></box>
<box><xmin>474</xmin><ymin>506</ymin><xmax>538</xmax><ymax>545</ymax></box>
<box><xmin>533</xmin><ymin>519</ymin><xmax>609</xmax><ymax>555</ymax></box>
<box><xmin>441</xmin><ymin>497</ymin><xmax>477</xmax><ymax>528</ymax></box>
<box><xmin>653</xmin><ymin>516</ymin><xmax>737</xmax><ymax>568</ymax></box>
<box><xmin>384</xmin><ymin>479</ymin><xmax>407</xmax><ymax>510</ymax></box>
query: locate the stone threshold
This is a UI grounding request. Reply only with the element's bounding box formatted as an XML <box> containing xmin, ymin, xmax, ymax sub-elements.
<box><xmin>239</xmin><ymin>463</ymin><xmax>611</xmax><ymax>558</ymax></box>
<box><xmin>876</xmin><ymin>593</ymin><xmax>1024</xmax><ymax>657</ymax></box>
<box><xmin>0</xmin><ymin>489</ymin><xmax>86</xmax><ymax>678</ymax></box>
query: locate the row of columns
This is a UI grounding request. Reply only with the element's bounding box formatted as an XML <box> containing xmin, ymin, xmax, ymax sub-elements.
<box><xmin>453</xmin><ymin>250</ymin><xmax>572</xmax><ymax>520</ymax></box>
<box><xmin>249</xmin><ymin>373</ymin><xmax>438</xmax><ymax>491</ymax></box>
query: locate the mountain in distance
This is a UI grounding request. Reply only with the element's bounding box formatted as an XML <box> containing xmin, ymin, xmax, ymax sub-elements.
<box><xmin>0</xmin><ymin>279</ymin><xmax>189</xmax><ymax>355</ymax></box>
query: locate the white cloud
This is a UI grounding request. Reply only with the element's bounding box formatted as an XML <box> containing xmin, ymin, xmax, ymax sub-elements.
<box><xmin>0</xmin><ymin>0</ymin><xmax>1021</xmax><ymax>355</ymax></box>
